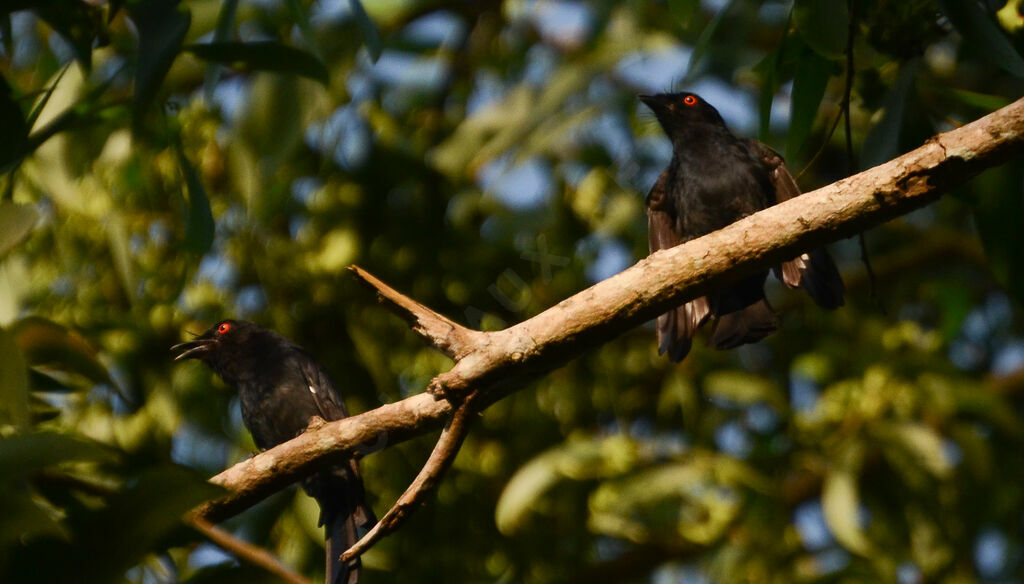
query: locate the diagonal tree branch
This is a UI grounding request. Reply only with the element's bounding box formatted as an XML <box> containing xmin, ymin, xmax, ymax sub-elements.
<box><xmin>192</xmin><ymin>96</ymin><xmax>1024</xmax><ymax>525</ymax></box>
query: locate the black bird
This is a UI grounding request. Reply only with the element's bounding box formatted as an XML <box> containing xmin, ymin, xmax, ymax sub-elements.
<box><xmin>640</xmin><ymin>92</ymin><xmax>844</xmax><ymax>362</ymax></box>
<box><xmin>173</xmin><ymin>320</ymin><xmax>375</xmax><ymax>584</ymax></box>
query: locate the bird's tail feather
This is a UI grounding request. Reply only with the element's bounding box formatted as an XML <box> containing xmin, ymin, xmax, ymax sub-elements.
<box><xmin>778</xmin><ymin>249</ymin><xmax>844</xmax><ymax>309</ymax></box>
<box><xmin>657</xmin><ymin>297</ymin><xmax>711</xmax><ymax>362</ymax></box>
<box><xmin>305</xmin><ymin>464</ymin><xmax>376</xmax><ymax>584</ymax></box>
<box><xmin>709</xmin><ymin>298</ymin><xmax>779</xmax><ymax>350</ymax></box>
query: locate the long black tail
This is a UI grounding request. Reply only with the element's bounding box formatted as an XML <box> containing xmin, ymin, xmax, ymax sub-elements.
<box><xmin>304</xmin><ymin>462</ymin><xmax>376</xmax><ymax>584</ymax></box>
<box><xmin>708</xmin><ymin>273</ymin><xmax>778</xmax><ymax>350</ymax></box>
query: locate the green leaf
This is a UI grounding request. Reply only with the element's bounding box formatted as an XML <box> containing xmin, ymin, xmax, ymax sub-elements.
<box><xmin>33</xmin><ymin>0</ymin><xmax>104</xmax><ymax>71</ymax></box>
<box><xmin>75</xmin><ymin>466</ymin><xmax>223</xmax><ymax>584</ymax></box>
<box><xmin>786</xmin><ymin>47</ymin><xmax>836</xmax><ymax>159</ymax></box>
<box><xmin>0</xmin><ymin>432</ymin><xmax>114</xmax><ymax>478</ymax></box>
<box><xmin>106</xmin><ymin>213</ymin><xmax>136</xmax><ymax>303</ymax></box>
<box><xmin>184</xmin><ymin>41</ymin><xmax>329</xmax><ymax>85</ymax></box>
<box><xmin>496</xmin><ymin>435</ymin><xmax>639</xmax><ymax>534</ymax></box>
<box><xmin>0</xmin><ymin>202</ymin><xmax>39</xmax><ymax>257</ymax></box>
<box><xmin>793</xmin><ymin>0</ymin><xmax>849</xmax><ymax>59</ymax></box>
<box><xmin>939</xmin><ymin>0</ymin><xmax>1024</xmax><ymax>77</ymax></box>
<box><xmin>703</xmin><ymin>370</ymin><xmax>788</xmax><ymax>411</ymax></box>
<box><xmin>881</xmin><ymin>421</ymin><xmax>952</xmax><ymax>479</ymax></box>
<box><xmin>202</xmin><ymin>0</ymin><xmax>239</xmax><ymax>104</ymax></box>
<box><xmin>176</xmin><ymin>146</ymin><xmax>215</xmax><ymax>255</ymax></box>
<box><xmin>348</xmin><ymin>0</ymin><xmax>382</xmax><ymax>62</ymax></box>
<box><xmin>822</xmin><ymin>444</ymin><xmax>872</xmax><ymax>556</ymax></box>
<box><xmin>129</xmin><ymin>0</ymin><xmax>191</xmax><ymax>134</ymax></box>
<box><xmin>68</xmin><ymin>463</ymin><xmax>224</xmax><ymax>581</ymax></box>
<box><xmin>11</xmin><ymin>316</ymin><xmax>113</xmax><ymax>388</ymax></box>
<box><xmin>0</xmin><ymin>486</ymin><xmax>69</xmax><ymax>546</ymax></box>
<box><xmin>685</xmin><ymin>0</ymin><xmax>731</xmax><ymax>79</ymax></box>
<box><xmin>0</xmin><ymin>326</ymin><xmax>30</xmax><ymax>429</ymax></box>
<box><xmin>969</xmin><ymin>163</ymin><xmax>1024</xmax><ymax>304</ymax></box>
<box><xmin>861</xmin><ymin>60</ymin><xmax>918</xmax><ymax>169</ymax></box>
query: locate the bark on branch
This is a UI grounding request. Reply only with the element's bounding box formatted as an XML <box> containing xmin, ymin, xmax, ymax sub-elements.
<box><xmin>191</xmin><ymin>97</ymin><xmax>1024</xmax><ymax>525</ymax></box>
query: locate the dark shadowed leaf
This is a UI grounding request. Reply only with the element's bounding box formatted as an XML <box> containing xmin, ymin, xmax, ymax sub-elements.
<box><xmin>0</xmin><ymin>487</ymin><xmax>68</xmax><ymax>546</ymax></box>
<box><xmin>176</xmin><ymin>146</ymin><xmax>215</xmax><ymax>255</ymax></box>
<box><xmin>0</xmin><ymin>202</ymin><xmax>39</xmax><ymax>257</ymax></box>
<box><xmin>348</xmin><ymin>0</ymin><xmax>381</xmax><ymax>62</ymax></box>
<box><xmin>34</xmin><ymin>0</ymin><xmax>104</xmax><ymax>70</ymax></box>
<box><xmin>685</xmin><ymin>0</ymin><xmax>731</xmax><ymax>79</ymax></box>
<box><xmin>184</xmin><ymin>41</ymin><xmax>329</xmax><ymax>85</ymax></box>
<box><xmin>182</xmin><ymin>563</ymin><xmax>282</xmax><ymax>584</ymax></box>
<box><xmin>793</xmin><ymin>0</ymin><xmax>848</xmax><ymax>58</ymax></box>
<box><xmin>861</xmin><ymin>60</ymin><xmax>918</xmax><ymax>169</ymax></box>
<box><xmin>75</xmin><ymin>466</ymin><xmax>223</xmax><ymax>584</ymax></box>
<box><xmin>969</xmin><ymin>163</ymin><xmax>1024</xmax><ymax>305</ymax></box>
<box><xmin>0</xmin><ymin>75</ymin><xmax>29</xmax><ymax>172</ymax></box>
<box><xmin>938</xmin><ymin>0</ymin><xmax>1024</xmax><ymax>77</ymax></box>
<box><xmin>786</xmin><ymin>47</ymin><xmax>836</xmax><ymax>159</ymax></box>
<box><xmin>0</xmin><ymin>432</ymin><xmax>114</xmax><ymax>478</ymax></box>
<box><xmin>12</xmin><ymin>316</ymin><xmax>113</xmax><ymax>387</ymax></box>
<box><xmin>129</xmin><ymin>0</ymin><xmax>191</xmax><ymax>134</ymax></box>
<box><xmin>0</xmin><ymin>326</ymin><xmax>30</xmax><ymax>429</ymax></box>
<box><xmin>202</xmin><ymin>0</ymin><xmax>239</xmax><ymax>104</ymax></box>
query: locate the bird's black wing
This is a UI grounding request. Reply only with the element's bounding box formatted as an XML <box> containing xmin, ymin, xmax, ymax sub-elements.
<box><xmin>647</xmin><ymin>170</ymin><xmax>710</xmax><ymax>362</ymax></box>
<box><xmin>296</xmin><ymin>354</ymin><xmax>376</xmax><ymax>584</ymax></box>
<box><xmin>747</xmin><ymin>139</ymin><xmax>845</xmax><ymax>309</ymax></box>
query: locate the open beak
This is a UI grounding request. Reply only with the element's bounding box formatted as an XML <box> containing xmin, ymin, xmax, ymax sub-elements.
<box><xmin>171</xmin><ymin>338</ymin><xmax>216</xmax><ymax>361</ymax></box>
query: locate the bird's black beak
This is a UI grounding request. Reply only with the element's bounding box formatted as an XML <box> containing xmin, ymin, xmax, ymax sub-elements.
<box><xmin>171</xmin><ymin>338</ymin><xmax>216</xmax><ymax>361</ymax></box>
<box><xmin>638</xmin><ymin>94</ymin><xmax>667</xmax><ymax>110</ymax></box>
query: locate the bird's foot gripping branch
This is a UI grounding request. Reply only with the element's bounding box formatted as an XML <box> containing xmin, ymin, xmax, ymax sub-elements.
<box><xmin>189</xmin><ymin>96</ymin><xmax>1024</xmax><ymax>565</ymax></box>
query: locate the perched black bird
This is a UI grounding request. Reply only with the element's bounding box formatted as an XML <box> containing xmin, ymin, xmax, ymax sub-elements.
<box><xmin>173</xmin><ymin>320</ymin><xmax>375</xmax><ymax>584</ymax></box>
<box><xmin>640</xmin><ymin>92</ymin><xmax>844</xmax><ymax>362</ymax></box>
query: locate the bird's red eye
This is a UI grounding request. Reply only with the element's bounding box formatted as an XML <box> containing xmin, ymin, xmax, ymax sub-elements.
<box><xmin>217</xmin><ymin>322</ymin><xmax>231</xmax><ymax>334</ymax></box>
<box><xmin>683</xmin><ymin>95</ymin><xmax>698</xmax><ymax>106</ymax></box>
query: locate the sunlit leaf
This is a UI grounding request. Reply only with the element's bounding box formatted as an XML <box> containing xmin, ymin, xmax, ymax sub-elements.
<box><xmin>588</xmin><ymin>455</ymin><xmax>745</xmax><ymax>545</ymax></box>
<box><xmin>0</xmin><ymin>202</ymin><xmax>39</xmax><ymax>257</ymax></box>
<box><xmin>0</xmin><ymin>326</ymin><xmax>30</xmax><ymax>429</ymax></box>
<box><xmin>879</xmin><ymin>421</ymin><xmax>952</xmax><ymax>479</ymax></box>
<box><xmin>939</xmin><ymin>0</ymin><xmax>1024</xmax><ymax>77</ymax></box>
<box><xmin>703</xmin><ymin>370</ymin><xmax>788</xmax><ymax>410</ymax></box>
<box><xmin>185</xmin><ymin>41</ymin><xmax>329</xmax><ymax>85</ymax></box>
<box><xmin>106</xmin><ymin>213</ymin><xmax>135</xmax><ymax>303</ymax></box>
<box><xmin>129</xmin><ymin>0</ymin><xmax>191</xmax><ymax>133</ymax></box>
<box><xmin>793</xmin><ymin>0</ymin><xmax>849</xmax><ymax>59</ymax></box>
<box><xmin>12</xmin><ymin>316</ymin><xmax>113</xmax><ymax>388</ymax></box>
<box><xmin>822</xmin><ymin>444</ymin><xmax>872</xmax><ymax>556</ymax></box>
<box><xmin>496</xmin><ymin>434</ymin><xmax>640</xmax><ymax>534</ymax></box>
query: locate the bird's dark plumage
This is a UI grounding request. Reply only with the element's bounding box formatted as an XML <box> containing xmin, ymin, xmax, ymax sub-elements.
<box><xmin>173</xmin><ymin>320</ymin><xmax>374</xmax><ymax>584</ymax></box>
<box><xmin>640</xmin><ymin>92</ymin><xmax>844</xmax><ymax>362</ymax></box>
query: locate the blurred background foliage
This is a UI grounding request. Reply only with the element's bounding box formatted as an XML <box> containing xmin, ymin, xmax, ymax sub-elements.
<box><xmin>1</xmin><ymin>0</ymin><xmax>1024</xmax><ymax>582</ymax></box>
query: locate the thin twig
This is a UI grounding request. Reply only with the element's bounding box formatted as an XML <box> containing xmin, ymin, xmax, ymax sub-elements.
<box><xmin>186</xmin><ymin>513</ymin><xmax>313</xmax><ymax>584</ymax></box>
<box><xmin>843</xmin><ymin>0</ymin><xmax>881</xmax><ymax>309</ymax></box>
<box><xmin>339</xmin><ymin>393</ymin><xmax>479</xmax><ymax>562</ymax></box>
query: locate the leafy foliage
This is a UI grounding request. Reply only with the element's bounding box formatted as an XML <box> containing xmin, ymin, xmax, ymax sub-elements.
<box><xmin>1</xmin><ymin>0</ymin><xmax>1023</xmax><ymax>582</ymax></box>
